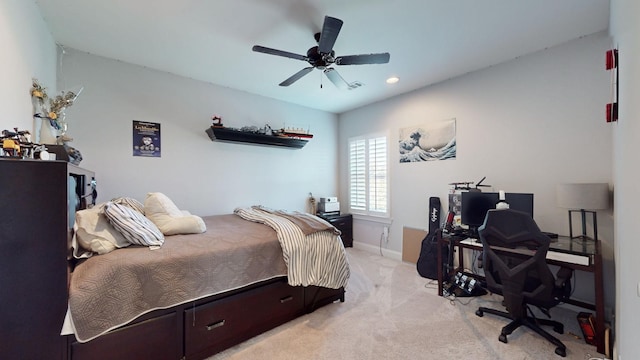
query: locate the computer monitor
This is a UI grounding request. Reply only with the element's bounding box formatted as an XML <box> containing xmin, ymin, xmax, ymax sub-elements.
<box><xmin>460</xmin><ymin>192</ymin><xmax>534</xmax><ymax>236</ymax></box>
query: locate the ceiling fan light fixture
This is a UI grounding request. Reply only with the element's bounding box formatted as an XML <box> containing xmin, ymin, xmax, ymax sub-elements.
<box><xmin>386</xmin><ymin>76</ymin><xmax>399</xmax><ymax>84</ymax></box>
<box><xmin>252</xmin><ymin>15</ymin><xmax>391</xmax><ymax>88</ymax></box>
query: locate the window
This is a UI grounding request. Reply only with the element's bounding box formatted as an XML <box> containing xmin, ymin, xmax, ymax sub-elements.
<box><xmin>348</xmin><ymin>134</ymin><xmax>388</xmax><ymax>217</ymax></box>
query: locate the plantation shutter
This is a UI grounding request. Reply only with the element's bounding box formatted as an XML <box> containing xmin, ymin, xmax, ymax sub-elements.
<box><xmin>368</xmin><ymin>136</ymin><xmax>387</xmax><ymax>215</ymax></box>
<box><xmin>349</xmin><ymin>138</ymin><xmax>366</xmax><ymax>211</ymax></box>
<box><xmin>348</xmin><ymin>135</ymin><xmax>388</xmax><ymax>217</ymax></box>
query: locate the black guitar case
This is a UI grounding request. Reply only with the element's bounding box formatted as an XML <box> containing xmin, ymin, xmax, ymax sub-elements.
<box><xmin>416</xmin><ymin>197</ymin><xmax>449</xmax><ymax>279</ymax></box>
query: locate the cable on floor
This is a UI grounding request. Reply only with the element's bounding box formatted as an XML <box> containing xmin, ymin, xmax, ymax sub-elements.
<box><xmin>445</xmin><ymin>293</ymin><xmax>475</xmax><ymax>306</ymax></box>
<box><xmin>423</xmin><ymin>280</ymin><xmax>438</xmax><ymax>291</ymax></box>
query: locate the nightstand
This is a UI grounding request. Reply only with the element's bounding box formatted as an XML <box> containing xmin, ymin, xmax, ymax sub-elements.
<box><xmin>318</xmin><ymin>213</ymin><xmax>353</xmax><ymax>247</ymax></box>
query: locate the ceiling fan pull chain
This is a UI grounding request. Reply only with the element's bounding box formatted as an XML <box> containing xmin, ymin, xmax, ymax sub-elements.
<box><xmin>320</xmin><ymin>71</ymin><xmax>323</xmax><ymax>89</ymax></box>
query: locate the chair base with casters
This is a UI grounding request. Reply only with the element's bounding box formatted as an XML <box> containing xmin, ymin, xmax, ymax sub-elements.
<box><xmin>476</xmin><ymin>304</ymin><xmax>567</xmax><ymax>357</ymax></box>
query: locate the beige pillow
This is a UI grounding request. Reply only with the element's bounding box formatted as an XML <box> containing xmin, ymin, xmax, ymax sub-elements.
<box><xmin>73</xmin><ymin>204</ymin><xmax>131</xmax><ymax>257</ymax></box>
<box><xmin>144</xmin><ymin>192</ymin><xmax>206</xmax><ymax>235</ymax></box>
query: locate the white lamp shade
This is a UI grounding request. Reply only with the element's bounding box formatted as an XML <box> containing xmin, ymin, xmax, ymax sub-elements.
<box><xmin>556</xmin><ymin>183</ymin><xmax>609</xmax><ymax>210</ymax></box>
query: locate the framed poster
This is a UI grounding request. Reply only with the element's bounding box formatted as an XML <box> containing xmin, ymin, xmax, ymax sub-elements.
<box><xmin>399</xmin><ymin>118</ymin><xmax>456</xmax><ymax>163</ymax></box>
<box><xmin>133</xmin><ymin>120</ymin><xmax>161</xmax><ymax>157</ymax></box>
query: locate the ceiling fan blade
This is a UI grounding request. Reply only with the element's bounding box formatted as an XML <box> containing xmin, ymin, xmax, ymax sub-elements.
<box><xmin>279</xmin><ymin>67</ymin><xmax>314</xmax><ymax>86</ymax></box>
<box><xmin>324</xmin><ymin>68</ymin><xmax>349</xmax><ymax>90</ymax></box>
<box><xmin>336</xmin><ymin>53</ymin><xmax>391</xmax><ymax>65</ymax></box>
<box><xmin>252</xmin><ymin>45</ymin><xmax>308</xmax><ymax>61</ymax></box>
<box><xmin>317</xmin><ymin>16</ymin><xmax>343</xmax><ymax>54</ymax></box>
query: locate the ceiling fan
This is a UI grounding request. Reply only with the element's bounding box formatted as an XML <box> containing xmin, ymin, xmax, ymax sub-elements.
<box><xmin>252</xmin><ymin>15</ymin><xmax>390</xmax><ymax>89</ymax></box>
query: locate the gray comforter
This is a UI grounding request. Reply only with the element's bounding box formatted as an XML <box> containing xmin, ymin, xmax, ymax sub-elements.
<box><xmin>69</xmin><ymin>214</ymin><xmax>288</xmax><ymax>342</ymax></box>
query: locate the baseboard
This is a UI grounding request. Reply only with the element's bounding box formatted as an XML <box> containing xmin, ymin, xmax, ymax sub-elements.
<box><xmin>557</xmin><ymin>302</ymin><xmax>589</xmax><ymax>314</ymax></box>
<box><xmin>352</xmin><ymin>241</ymin><xmax>402</xmax><ymax>261</ymax></box>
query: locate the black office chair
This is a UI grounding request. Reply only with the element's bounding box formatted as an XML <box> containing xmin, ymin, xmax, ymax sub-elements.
<box><xmin>475</xmin><ymin>209</ymin><xmax>573</xmax><ymax>357</ymax></box>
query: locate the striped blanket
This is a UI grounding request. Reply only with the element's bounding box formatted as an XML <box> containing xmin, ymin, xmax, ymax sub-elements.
<box><xmin>234</xmin><ymin>206</ymin><xmax>350</xmax><ymax>289</ymax></box>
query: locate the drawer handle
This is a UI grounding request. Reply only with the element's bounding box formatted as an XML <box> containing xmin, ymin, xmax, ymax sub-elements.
<box><xmin>206</xmin><ymin>320</ymin><xmax>225</xmax><ymax>331</ymax></box>
<box><xmin>280</xmin><ymin>296</ymin><xmax>294</xmax><ymax>304</ymax></box>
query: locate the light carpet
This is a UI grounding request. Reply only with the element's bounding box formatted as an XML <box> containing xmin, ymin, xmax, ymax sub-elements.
<box><xmin>208</xmin><ymin>248</ymin><xmax>602</xmax><ymax>359</ymax></box>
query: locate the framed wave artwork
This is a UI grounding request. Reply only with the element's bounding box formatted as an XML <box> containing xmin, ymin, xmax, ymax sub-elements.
<box><xmin>399</xmin><ymin>118</ymin><xmax>456</xmax><ymax>163</ymax></box>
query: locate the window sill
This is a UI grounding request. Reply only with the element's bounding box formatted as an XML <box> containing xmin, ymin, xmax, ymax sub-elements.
<box><xmin>352</xmin><ymin>214</ymin><xmax>393</xmax><ymax>225</ymax></box>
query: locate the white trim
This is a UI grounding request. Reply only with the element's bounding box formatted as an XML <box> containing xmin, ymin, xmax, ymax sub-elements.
<box><xmin>352</xmin><ymin>214</ymin><xmax>393</xmax><ymax>225</ymax></box>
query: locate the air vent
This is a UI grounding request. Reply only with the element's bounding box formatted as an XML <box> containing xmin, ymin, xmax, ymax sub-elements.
<box><xmin>348</xmin><ymin>81</ymin><xmax>364</xmax><ymax>90</ymax></box>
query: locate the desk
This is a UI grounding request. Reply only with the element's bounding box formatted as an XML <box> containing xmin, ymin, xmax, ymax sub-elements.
<box><xmin>437</xmin><ymin>234</ymin><xmax>606</xmax><ymax>355</ymax></box>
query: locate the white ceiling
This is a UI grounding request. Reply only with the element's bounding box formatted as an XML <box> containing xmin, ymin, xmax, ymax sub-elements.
<box><xmin>35</xmin><ymin>0</ymin><xmax>610</xmax><ymax>114</ymax></box>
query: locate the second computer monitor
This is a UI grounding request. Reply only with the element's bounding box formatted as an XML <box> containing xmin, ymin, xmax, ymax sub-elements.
<box><xmin>460</xmin><ymin>192</ymin><xmax>534</xmax><ymax>229</ymax></box>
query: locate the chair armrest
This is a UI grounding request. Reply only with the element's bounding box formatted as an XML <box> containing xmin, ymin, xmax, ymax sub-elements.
<box><xmin>555</xmin><ymin>267</ymin><xmax>573</xmax><ymax>288</ymax></box>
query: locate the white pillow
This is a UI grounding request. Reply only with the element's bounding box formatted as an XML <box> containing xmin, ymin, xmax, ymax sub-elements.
<box><xmin>73</xmin><ymin>204</ymin><xmax>131</xmax><ymax>257</ymax></box>
<box><xmin>144</xmin><ymin>192</ymin><xmax>206</xmax><ymax>235</ymax></box>
<box><xmin>104</xmin><ymin>202</ymin><xmax>164</xmax><ymax>246</ymax></box>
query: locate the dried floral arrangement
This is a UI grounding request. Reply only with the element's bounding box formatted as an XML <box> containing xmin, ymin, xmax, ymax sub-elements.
<box><xmin>31</xmin><ymin>78</ymin><xmax>81</xmax><ymax>131</ymax></box>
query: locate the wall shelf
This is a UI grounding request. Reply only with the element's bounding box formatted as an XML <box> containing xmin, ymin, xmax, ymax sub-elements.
<box><xmin>205</xmin><ymin>127</ymin><xmax>309</xmax><ymax>149</ymax></box>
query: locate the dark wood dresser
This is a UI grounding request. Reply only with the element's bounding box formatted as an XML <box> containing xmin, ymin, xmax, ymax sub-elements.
<box><xmin>317</xmin><ymin>213</ymin><xmax>353</xmax><ymax>247</ymax></box>
<box><xmin>0</xmin><ymin>159</ymin><xmax>95</xmax><ymax>360</ymax></box>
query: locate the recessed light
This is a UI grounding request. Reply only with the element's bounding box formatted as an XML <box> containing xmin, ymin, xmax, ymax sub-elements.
<box><xmin>386</xmin><ymin>76</ymin><xmax>399</xmax><ymax>84</ymax></box>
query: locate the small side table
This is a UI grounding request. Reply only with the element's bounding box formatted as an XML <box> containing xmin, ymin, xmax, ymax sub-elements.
<box><xmin>317</xmin><ymin>213</ymin><xmax>353</xmax><ymax>247</ymax></box>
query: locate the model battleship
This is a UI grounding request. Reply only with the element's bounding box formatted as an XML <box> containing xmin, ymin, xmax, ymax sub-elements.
<box><xmin>205</xmin><ymin>117</ymin><xmax>311</xmax><ymax>149</ymax></box>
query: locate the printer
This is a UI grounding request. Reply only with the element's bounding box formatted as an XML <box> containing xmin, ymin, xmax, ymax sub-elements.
<box><xmin>318</xmin><ymin>197</ymin><xmax>340</xmax><ymax>214</ymax></box>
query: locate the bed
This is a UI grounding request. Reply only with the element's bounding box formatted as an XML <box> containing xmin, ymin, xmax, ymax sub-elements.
<box><xmin>64</xmin><ymin>200</ymin><xmax>349</xmax><ymax>360</ymax></box>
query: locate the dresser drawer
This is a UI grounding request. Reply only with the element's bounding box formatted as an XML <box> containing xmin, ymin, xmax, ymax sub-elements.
<box><xmin>329</xmin><ymin>217</ymin><xmax>345</xmax><ymax>227</ymax></box>
<box><xmin>184</xmin><ymin>279</ymin><xmax>304</xmax><ymax>359</ymax></box>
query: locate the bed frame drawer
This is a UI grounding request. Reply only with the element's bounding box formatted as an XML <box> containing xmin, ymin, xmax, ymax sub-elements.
<box><xmin>184</xmin><ymin>279</ymin><xmax>304</xmax><ymax>359</ymax></box>
<box><xmin>70</xmin><ymin>312</ymin><xmax>179</xmax><ymax>360</ymax></box>
<box><xmin>304</xmin><ymin>285</ymin><xmax>345</xmax><ymax>312</ymax></box>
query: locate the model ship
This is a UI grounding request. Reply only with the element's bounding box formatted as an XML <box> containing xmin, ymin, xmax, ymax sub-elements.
<box><xmin>279</xmin><ymin>127</ymin><xmax>314</xmax><ymax>139</ymax></box>
<box><xmin>205</xmin><ymin>116</ymin><xmax>312</xmax><ymax>149</ymax></box>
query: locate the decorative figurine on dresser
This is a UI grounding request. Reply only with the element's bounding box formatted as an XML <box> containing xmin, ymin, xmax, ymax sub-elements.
<box><xmin>0</xmin><ymin>158</ymin><xmax>95</xmax><ymax>360</ymax></box>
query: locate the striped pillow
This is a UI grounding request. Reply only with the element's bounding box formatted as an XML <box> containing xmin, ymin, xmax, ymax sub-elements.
<box><xmin>111</xmin><ymin>196</ymin><xmax>145</xmax><ymax>214</ymax></box>
<box><xmin>104</xmin><ymin>202</ymin><xmax>164</xmax><ymax>247</ymax></box>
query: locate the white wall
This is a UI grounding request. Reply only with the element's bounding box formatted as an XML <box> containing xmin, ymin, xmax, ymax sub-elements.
<box><xmin>0</xmin><ymin>0</ymin><xmax>56</xmax><ymax>133</ymax></box>
<box><xmin>610</xmin><ymin>1</ymin><xmax>640</xmax><ymax>358</ymax></box>
<box><xmin>57</xmin><ymin>49</ymin><xmax>339</xmax><ymax>215</ymax></box>
<box><xmin>339</xmin><ymin>32</ymin><xmax>614</xmax><ymax>307</ymax></box>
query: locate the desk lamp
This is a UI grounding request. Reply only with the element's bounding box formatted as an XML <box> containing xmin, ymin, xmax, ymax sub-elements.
<box><xmin>556</xmin><ymin>183</ymin><xmax>609</xmax><ymax>242</ymax></box>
